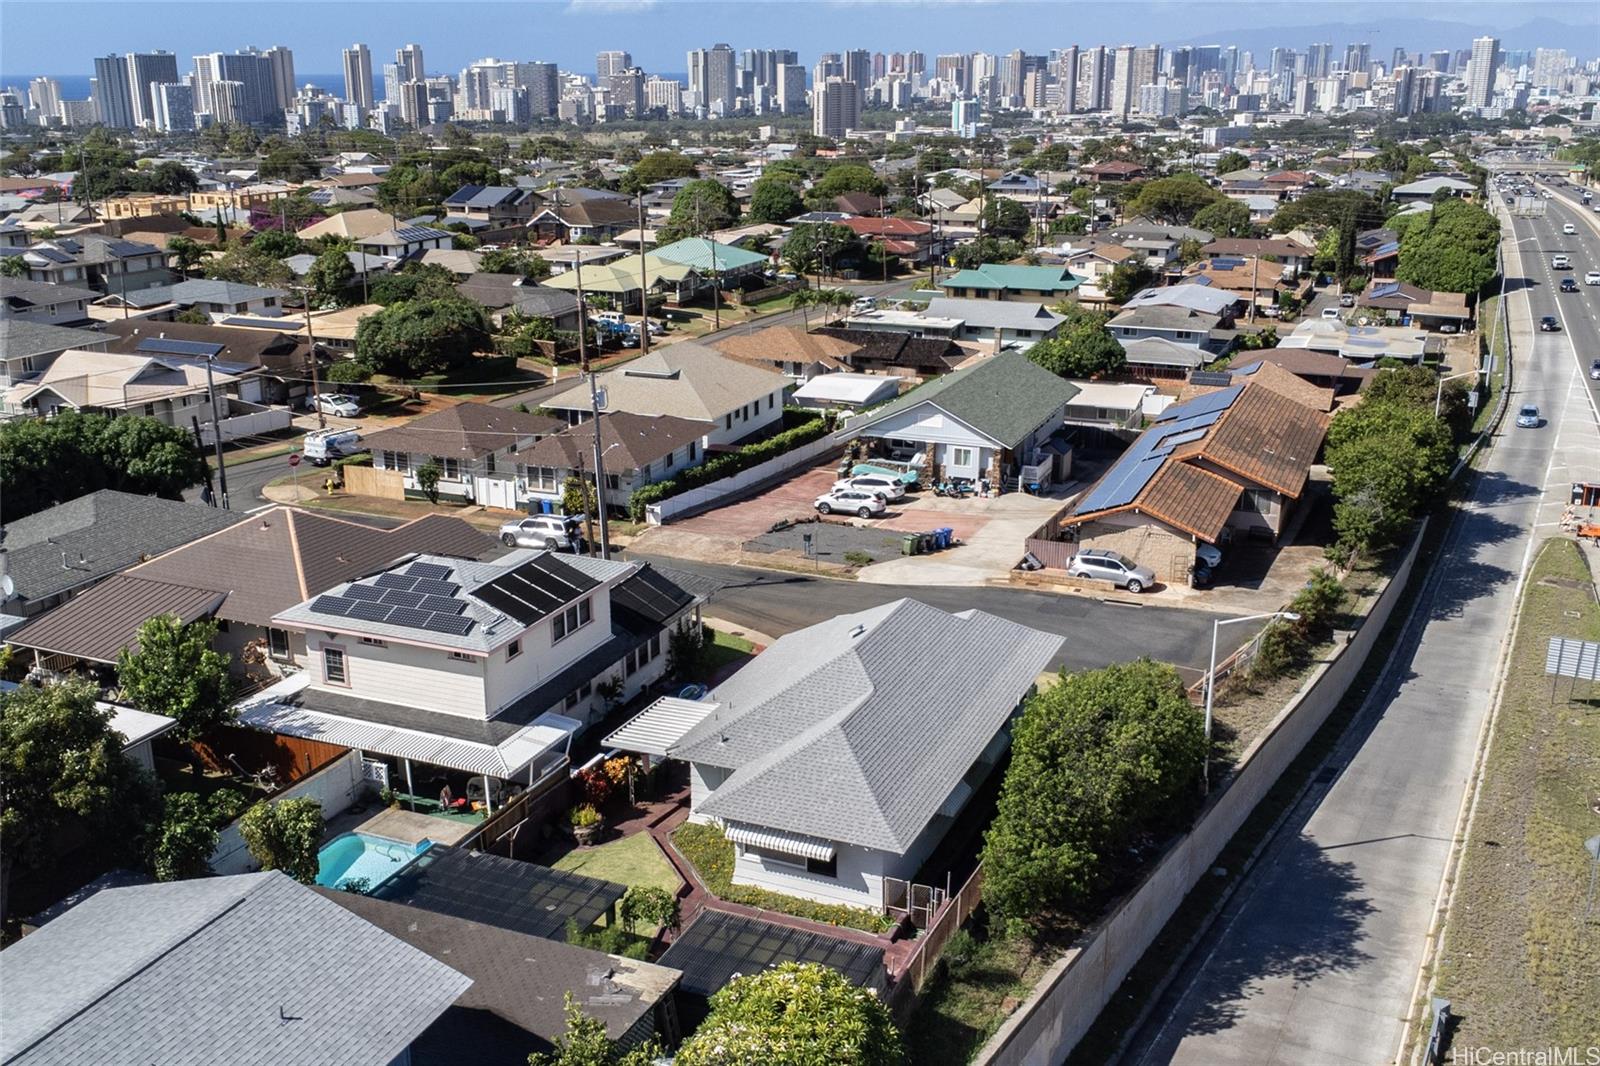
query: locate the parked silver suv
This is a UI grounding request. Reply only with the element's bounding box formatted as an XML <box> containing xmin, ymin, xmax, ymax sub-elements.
<box><xmin>1067</xmin><ymin>549</ymin><xmax>1157</xmax><ymax>593</ymax></box>
<box><xmin>499</xmin><ymin>514</ymin><xmax>583</xmax><ymax>551</ymax></box>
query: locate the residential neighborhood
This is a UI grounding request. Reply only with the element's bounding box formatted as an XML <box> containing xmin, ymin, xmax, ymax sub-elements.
<box><xmin>1</xmin><ymin>6</ymin><xmax>1598</xmax><ymax>1066</ymax></box>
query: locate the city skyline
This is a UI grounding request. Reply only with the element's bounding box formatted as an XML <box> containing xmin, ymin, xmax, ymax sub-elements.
<box><xmin>2</xmin><ymin>0</ymin><xmax>1595</xmax><ymax>80</ymax></box>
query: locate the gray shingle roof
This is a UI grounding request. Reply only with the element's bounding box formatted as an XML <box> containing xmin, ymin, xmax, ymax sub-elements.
<box><xmin>0</xmin><ymin>871</ymin><xmax>470</xmax><ymax>1066</ymax></box>
<box><xmin>1</xmin><ymin>490</ymin><xmax>242</xmax><ymax>604</ymax></box>
<box><xmin>671</xmin><ymin>599</ymin><xmax>1062</xmax><ymax>853</ymax></box>
<box><xmin>851</xmin><ymin>348</ymin><xmax>1080</xmax><ymax>450</ymax></box>
<box><xmin>1</xmin><ymin>277</ymin><xmax>99</xmax><ymax>309</ymax></box>
<box><xmin>120</xmin><ymin>279</ymin><xmax>288</xmax><ymax>308</ymax></box>
<box><xmin>923</xmin><ymin>296</ymin><xmax>1067</xmax><ymax>333</ymax></box>
<box><xmin>0</xmin><ymin>319</ymin><xmax>108</xmax><ymax>362</ymax></box>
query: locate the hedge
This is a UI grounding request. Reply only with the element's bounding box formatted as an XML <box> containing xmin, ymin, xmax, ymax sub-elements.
<box><xmin>672</xmin><ymin>822</ymin><xmax>892</xmax><ymax>933</ymax></box>
<box><xmin>627</xmin><ymin>415</ymin><xmax>831</xmax><ymax>521</ymax></box>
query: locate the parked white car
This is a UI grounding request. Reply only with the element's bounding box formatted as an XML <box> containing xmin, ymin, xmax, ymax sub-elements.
<box><xmin>498</xmin><ymin>514</ymin><xmax>583</xmax><ymax>550</ymax></box>
<box><xmin>1320</xmin><ymin>306</ymin><xmax>1343</xmax><ymax>320</ymax></box>
<box><xmin>308</xmin><ymin>393</ymin><xmax>361</xmax><ymax>417</ymax></box>
<box><xmin>1067</xmin><ymin>549</ymin><xmax>1157</xmax><ymax>593</ymax></box>
<box><xmin>814</xmin><ymin>489</ymin><xmax>887</xmax><ymax>518</ymax></box>
<box><xmin>833</xmin><ymin>474</ymin><xmax>906</xmax><ymax>502</ymax></box>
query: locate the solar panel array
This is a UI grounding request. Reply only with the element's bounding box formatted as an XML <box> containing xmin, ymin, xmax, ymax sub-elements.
<box><xmin>33</xmin><ymin>248</ymin><xmax>75</xmax><ymax>263</ymax></box>
<box><xmin>369</xmin><ymin>845</ymin><xmax>625</xmax><ymax>942</ymax></box>
<box><xmin>309</xmin><ymin>561</ymin><xmax>475</xmax><ymax>637</ymax></box>
<box><xmin>106</xmin><ymin>239</ymin><xmax>154</xmax><ymax>257</ymax></box>
<box><xmin>611</xmin><ymin>565</ymin><xmax>695</xmax><ymax>626</ymax></box>
<box><xmin>221</xmin><ymin>316</ymin><xmax>300</xmax><ymax>330</ymax></box>
<box><xmin>391</xmin><ymin>225</ymin><xmax>448</xmax><ymax>243</ymax></box>
<box><xmin>471</xmin><ymin>555</ymin><xmax>598</xmax><ymax>626</ymax></box>
<box><xmin>136</xmin><ymin>338</ymin><xmax>226</xmax><ymax>359</ymax></box>
<box><xmin>1074</xmin><ymin>385</ymin><xmax>1243</xmax><ymax>514</ymax></box>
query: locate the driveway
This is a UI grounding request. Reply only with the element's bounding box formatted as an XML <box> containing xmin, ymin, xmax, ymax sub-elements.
<box><xmin>858</xmin><ymin>487</ymin><xmax>1074</xmax><ymax>587</ymax></box>
<box><xmin>669</xmin><ymin>465</ymin><xmax>842</xmax><ymax>542</ymax></box>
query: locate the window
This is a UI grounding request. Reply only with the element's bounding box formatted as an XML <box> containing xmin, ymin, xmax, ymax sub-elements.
<box><xmin>507</xmin><ymin>639</ymin><xmax>521</xmax><ymax>660</ymax></box>
<box><xmin>1240</xmin><ymin>489</ymin><xmax>1275</xmax><ymax>515</ymax></box>
<box><xmin>689</xmin><ymin>441</ymin><xmax>698</xmax><ymax>461</ymax></box>
<box><xmin>437</xmin><ymin>457</ymin><xmax>461</xmax><ymax>480</ymax></box>
<box><xmin>267</xmin><ymin>628</ymin><xmax>291</xmax><ymax>660</ymax></box>
<box><xmin>744</xmin><ymin>845</ymin><xmax>836</xmax><ymax>877</ymax></box>
<box><xmin>647</xmin><ymin>634</ymin><xmax>661</xmax><ymax>661</ymax></box>
<box><xmin>552</xmin><ymin>597</ymin><xmax>592</xmax><ymax>642</ymax></box>
<box><xmin>384</xmin><ymin>450</ymin><xmax>409</xmax><ymax>474</ymax></box>
<box><xmin>806</xmin><ymin>854</ymin><xmax>838</xmax><ymax>878</ymax></box>
<box><xmin>665</xmin><ymin>450</ymin><xmax>674</xmax><ymax>469</ymax></box>
<box><xmin>951</xmin><ymin>447</ymin><xmax>974</xmax><ymax>469</ymax></box>
<box><xmin>768</xmin><ymin>394</ymin><xmax>775</xmax><ymax>410</ymax></box>
<box><xmin>323</xmin><ymin>647</ymin><xmax>347</xmax><ymax>686</ymax></box>
<box><xmin>565</xmin><ymin>689</ymin><xmax>581</xmax><ymax>710</ymax></box>
<box><xmin>625</xmin><ymin>649</ymin><xmax>638</xmax><ymax>676</ymax></box>
<box><xmin>725</xmin><ymin>414</ymin><xmax>733</xmax><ymax>430</ymax></box>
<box><xmin>606</xmin><ymin>473</ymin><xmax>620</xmax><ymax>490</ymax></box>
<box><xmin>485</xmin><ymin>453</ymin><xmax>496</xmax><ymax>474</ymax></box>
<box><xmin>143</xmin><ymin>403</ymin><xmax>156</xmax><ymax>416</ymax></box>
<box><xmin>449</xmin><ymin>651</ymin><xmax>474</xmax><ymax>662</ymax></box>
<box><xmin>360</xmin><ymin>636</ymin><xmax>387</xmax><ymax>647</ymax></box>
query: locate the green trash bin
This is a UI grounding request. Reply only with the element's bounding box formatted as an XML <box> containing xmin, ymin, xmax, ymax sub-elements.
<box><xmin>901</xmin><ymin>534</ymin><xmax>920</xmax><ymax>556</ymax></box>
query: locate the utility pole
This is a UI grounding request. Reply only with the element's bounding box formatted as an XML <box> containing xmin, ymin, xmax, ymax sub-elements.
<box><xmin>573</xmin><ymin>445</ymin><xmax>598</xmax><ymax>559</ymax></box>
<box><xmin>1248</xmin><ymin>254</ymin><xmax>1259</xmax><ymax>325</ymax></box>
<box><xmin>709</xmin><ymin>231</ymin><xmax>721</xmax><ymax>331</ymax></box>
<box><xmin>636</xmin><ymin>190</ymin><xmax>651</xmax><ymax>354</ymax></box>
<box><xmin>294</xmin><ymin>286</ymin><xmax>327</xmax><ymax>429</ymax></box>
<box><xmin>571</xmin><ymin>237</ymin><xmax>611</xmax><ymax>561</ymax></box>
<box><xmin>203</xmin><ymin>354</ymin><xmax>230</xmax><ymax>509</ymax></box>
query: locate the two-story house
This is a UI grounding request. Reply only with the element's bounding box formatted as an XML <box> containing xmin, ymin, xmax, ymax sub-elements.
<box><xmin>17</xmin><ymin>236</ymin><xmax>172</xmax><ymax>295</ymax></box>
<box><xmin>366</xmin><ymin>402</ymin><xmax>564</xmax><ymax>506</ymax></box>
<box><xmin>443</xmin><ymin>184</ymin><xmax>541</xmax><ymax>226</ymax></box>
<box><xmin>542</xmin><ymin>344</ymin><xmax>788</xmax><ymax>448</ymax></box>
<box><xmin>3</xmin><ymin>347</ymin><xmax>245</xmax><ymax>423</ymax></box>
<box><xmin>0</xmin><ymin>318</ymin><xmax>109</xmax><ymax>390</ymax></box>
<box><xmin>921</xmin><ymin>296</ymin><xmax>1067</xmax><ymax>346</ymax></box>
<box><xmin>355</xmin><ymin>223</ymin><xmax>455</xmax><ymax>261</ymax></box>
<box><xmin>0</xmin><ymin>278</ymin><xmax>98</xmax><ymax>326</ymax></box>
<box><xmin>243</xmin><ymin>551</ymin><xmax>701</xmax><ymax>808</ymax></box>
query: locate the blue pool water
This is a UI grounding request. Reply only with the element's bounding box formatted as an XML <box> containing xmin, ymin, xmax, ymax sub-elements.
<box><xmin>315</xmin><ymin>832</ymin><xmax>431</xmax><ymax>890</ymax></box>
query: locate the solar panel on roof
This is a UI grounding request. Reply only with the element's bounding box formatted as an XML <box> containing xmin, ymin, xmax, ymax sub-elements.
<box><xmin>385</xmin><ymin>606</ymin><xmax>436</xmax><ymax>629</ymax></box>
<box><xmin>471</xmin><ymin>555</ymin><xmax>599</xmax><ymax>626</ymax></box>
<box><xmin>445</xmin><ymin>184</ymin><xmax>483</xmax><ymax>204</ymax></box>
<box><xmin>374</xmin><ymin>573</ymin><xmax>420</xmax><ymax>591</ymax></box>
<box><xmin>1187</xmin><ymin>370</ymin><xmax>1235</xmax><ymax>387</ymax></box>
<box><xmin>135</xmin><ymin>338</ymin><xmax>227</xmax><ymax>358</ymax></box>
<box><xmin>410</xmin><ymin>577</ymin><xmax>459</xmax><ymax>597</ymax></box>
<box><xmin>221</xmin><ymin>316</ymin><xmax>299</xmax><ymax>330</ymax></box>
<box><xmin>348</xmin><ymin>600</ymin><xmax>395</xmax><ymax>623</ymax></box>
<box><xmin>312</xmin><ymin>595</ymin><xmax>354</xmax><ymax>616</ymax></box>
<box><xmin>342</xmin><ymin>584</ymin><xmax>386</xmax><ymax>602</ymax></box>
<box><xmin>419</xmin><ymin>595</ymin><xmax>465</xmax><ymax>615</ymax></box>
<box><xmin>380</xmin><ymin>587</ymin><xmax>427</xmax><ymax>608</ymax></box>
<box><xmin>35</xmin><ymin>248</ymin><xmax>75</xmax><ymax>263</ymax></box>
<box><xmin>406</xmin><ymin>562</ymin><xmax>454</xmax><ymax>581</ymax></box>
<box><xmin>424</xmin><ymin>614</ymin><xmax>474</xmax><ymax>636</ymax></box>
<box><xmin>106</xmin><ymin>239</ymin><xmax>152</xmax><ymax>257</ymax></box>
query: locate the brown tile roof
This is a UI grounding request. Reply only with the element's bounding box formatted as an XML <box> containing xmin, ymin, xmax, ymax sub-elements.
<box><xmin>511</xmin><ymin>411</ymin><xmax>710</xmax><ymax>473</ymax></box>
<box><xmin>1180</xmin><ymin>360</ymin><xmax>1334</xmax><ymax>413</ymax></box>
<box><xmin>814</xmin><ymin>327</ymin><xmax>967</xmax><ymax>374</ymax></box>
<box><xmin>1249</xmin><ymin>348</ymin><xmax>1375</xmax><ymax>387</ymax></box>
<box><xmin>7</xmin><ymin>574</ymin><xmax>226</xmax><ymax>664</ymax></box>
<box><xmin>1138</xmin><ymin>462</ymin><xmax>1245</xmax><ymax>544</ymax></box>
<box><xmin>711</xmin><ymin>325</ymin><xmax>855</xmax><ymax>371</ymax></box>
<box><xmin>130</xmin><ymin>508</ymin><xmax>494</xmax><ymax>626</ymax></box>
<box><xmin>1200</xmin><ymin>237</ymin><xmax>1314</xmax><ymax>259</ymax></box>
<box><xmin>360</xmin><ymin>403</ymin><xmax>564</xmax><ymax>460</ymax></box>
<box><xmin>1201</xmin><ymin>383</ymin><xmax>1329</xmax><ymax>497</ymax></box>
<box><xmin>102</xmin><ymin>319</ymin><xmax>313</xmax><ymax>375</ymax></box>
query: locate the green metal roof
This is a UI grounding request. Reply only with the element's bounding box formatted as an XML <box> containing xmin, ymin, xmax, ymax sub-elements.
<box><xmin>852</xmin><ymin>349</ymin><xmax>1080</xmax><ymax>449</ymax></box>
<box><xmin>938</xmin><ymin>263</ymin><xmax>1083</xmax><ymax>293</ymax></box>
<box><xmin>651</xmin><ymin>237</ymin><xmax>770</xmax><ymax>273</ymax></box>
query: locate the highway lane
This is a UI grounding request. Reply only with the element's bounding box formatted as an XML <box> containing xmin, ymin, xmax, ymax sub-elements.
<box><xmin>1122</xmin><ymin>197</ymin><xmax>1599</xmax><ymax>1066</ymax></box>
<box><xmin>628</xmin><ymin>554</ymin><xmax>1253</xmax><ymax>679</ymax></box>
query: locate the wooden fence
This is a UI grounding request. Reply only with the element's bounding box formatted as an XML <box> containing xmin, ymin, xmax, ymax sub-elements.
<box><xmin>342</xmin><ymin>464</ymin><xmax>404</xmax><ymax>500</ymax></box>
<box><xmin>887</xmin><ymin>864</ymin><xmax>985</xmax><ymax>1021</ymax></box>
<box><xmin>1022</xmin><ymin>537</ymin><xmax>1077</xmax><ymax>570</ymax></box>
<box><xmin>464</xmin><ymin>758</ymin><xmax>572</xmax><ymax>862</ymax></box>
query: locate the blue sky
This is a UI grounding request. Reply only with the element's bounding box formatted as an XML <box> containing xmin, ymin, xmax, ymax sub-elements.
<box><xmin>1</xmin><ymin>0</ymin><xmax>1594</xmax><ymax>78</ymax></box>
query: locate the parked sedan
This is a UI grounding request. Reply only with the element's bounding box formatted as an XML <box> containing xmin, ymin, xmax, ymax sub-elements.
<box><xmin>833</xmin><ymin>474</ymin><xmax>906</xmax><ymax>502</ymax></box>
<box><xmin>1539</xmin><ymin>315</ymin><xmax>1562</xmax><ymax>332</ymax></box>
<box><xmin>1516</xmin><ymin>405</ymin><xmax>1541</xmax><ymax>429</ymax></box>
<box><xmin>814</xmin><ymin>489</ymin><xmax>887</xmax><ymax>519</ymax></box>
<box><xmin>308</xmin><ymin>392</ymin><xmax>361</xmax><ymax>417</ymax></box>
<box><xmin>1066</xmin><ymin>549</ymin><xmax>1157</xmax><ymax>594</ymax></box>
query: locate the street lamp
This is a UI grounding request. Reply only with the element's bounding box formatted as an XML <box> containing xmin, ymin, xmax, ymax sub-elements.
<box><xmin>1435</xmin><ymin>368</ymin><xmax>1479</xmax><ymax>418</ymax></box>
<box><xmin>1203</xmin><ymin>610</ymin><xmax>1301</xmax><ymax>794</ymax></box>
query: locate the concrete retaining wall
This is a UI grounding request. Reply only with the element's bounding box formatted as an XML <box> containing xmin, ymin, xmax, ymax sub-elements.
<box><xmin>974</xmin><ymin>522</ymin><xmax>1428</xmax><ymax>1066</ymax></box>
<box><xmin>645</xmin><ymin>425</ymin><xmax>855</xmax><ymax>525</ymax></box>
<box><xmin>209</xmin><ymin>749</ymin><xmax>365</xmax><ymax>875</ymax></box>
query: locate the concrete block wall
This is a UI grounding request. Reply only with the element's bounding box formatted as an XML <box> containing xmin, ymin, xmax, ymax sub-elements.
<box><xmin>1077</xmin><ymin>518</ymin><xmax>1197</xmax><ymax>585</ymax></box>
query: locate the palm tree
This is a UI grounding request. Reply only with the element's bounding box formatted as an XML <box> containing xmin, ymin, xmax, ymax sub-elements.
<box><xmin>793</xmin><ymin>287</ymin><xmax>817</xmax><ymax>332</ymax></box>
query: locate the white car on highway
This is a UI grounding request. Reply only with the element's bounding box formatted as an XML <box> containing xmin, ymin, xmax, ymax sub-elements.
<box><xmin>1551</xmin><ymin>255</ymin><xmax>1570</xmax><ymax>270</ymax></box>
<box><xmin>1585</xmin><ymin>271</ymin><xmax>1600</xmax><ymax>286</ymax></box>
<box><xmin>814</xmin><ymin>489</ymin><xmax>887</xmax><ymax>518</ymax></box>
<box><xmin>1562</xmin><ymin>223</ymin><xmax>1577</xmax><ymax>235</ymax></box>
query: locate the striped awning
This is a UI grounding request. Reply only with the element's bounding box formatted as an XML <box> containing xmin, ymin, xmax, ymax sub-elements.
<box><xmin>724</xmin><ymin>823</ymin><xmax>836</xmax><ymax>863</ymax></box>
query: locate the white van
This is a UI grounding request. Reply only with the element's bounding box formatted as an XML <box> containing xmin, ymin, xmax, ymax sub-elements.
<box><xmin>303</xmin><ymin>428</ymin><xmax>364</xmax><ymax>466</ymax></box>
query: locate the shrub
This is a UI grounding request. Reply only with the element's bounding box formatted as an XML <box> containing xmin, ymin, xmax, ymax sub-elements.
<box><xmin>323</xmin><ymin>360</ymin><xmax>371</xmax><ymax>384</ymax></box>
<box><xmin>238</xmin><ymin>798</ymin><xmax>323</xmax><ymax>884</ymax></box>
<box><xmin>568</xmin><ymin>803</ymin><xmax>601</xmax><ymax>827</ymax></box>
<box><xmin>618</xmin><ymin>884</ymin><xmax>680</xmax><ymax>933</ymax></box>
<box><xmin>627</xmin><ymin>416</ymin><xmax>830</xmax><ymax>520</ymax></box>
<box><xmin>844</xmin><ymin>549</ymin><xmax>874</xmax><ymax>566</ymax></box>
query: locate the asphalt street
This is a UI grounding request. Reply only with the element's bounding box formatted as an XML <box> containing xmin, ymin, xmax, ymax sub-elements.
<box><xmin>1122</xmin><ymin>193</ymin><xmax>1600</xmax><ymax>1066</ymax></box>
<box><xmin>628</xmin><ymin>554</ymin><xmax>1251</xmax><ymax>678</ymax></box>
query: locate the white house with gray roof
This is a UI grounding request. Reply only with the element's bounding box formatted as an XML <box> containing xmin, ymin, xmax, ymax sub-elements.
<box><xmin>609</xmin><ymin>599</ymin><xmax>1061</xmax><ymax>910</ymax></box>
<box><xmin>0</xmin><ymin>871</ymin><xmax>468</xmax><ymax>1066</ymax></box>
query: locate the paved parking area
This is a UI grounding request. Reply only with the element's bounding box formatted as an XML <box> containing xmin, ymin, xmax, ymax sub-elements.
<box><xmin>744</xmin><ymin>520</ymin><xmax>908</xmax><ymax>564</ymax></box>
<box><xmin>672</xmin><ymin>465</ymin><xmax>840</xmax><ymax>540</ymax></box>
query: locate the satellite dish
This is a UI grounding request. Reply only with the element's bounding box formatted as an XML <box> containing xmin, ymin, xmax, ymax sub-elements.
<box><xmin>0</xmin><ymin>574</ymin><xmax>13</xmax><ymax>600</ymax></box>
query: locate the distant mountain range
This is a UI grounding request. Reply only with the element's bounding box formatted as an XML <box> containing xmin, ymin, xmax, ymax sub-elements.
<box><xmin>1169</xmin><ymin>16</ymin><xmax>1597</xmax><ymax>56</ymax></box>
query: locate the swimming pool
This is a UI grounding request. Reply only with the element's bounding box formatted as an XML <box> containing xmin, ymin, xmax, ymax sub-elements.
<box><xmin>315</xmin><ymin>832</ymin><xmax>432</xmax><ymax>890</ymax></box>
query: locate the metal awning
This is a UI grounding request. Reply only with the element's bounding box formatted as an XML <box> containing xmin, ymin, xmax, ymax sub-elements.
<box><xmin>724</xmin><ymin>823</ymin><xmax>836</xmax><ymax>863</ymax></box>
<box><xmin>236</xmin><ymin>679</ymin><xmax>578</xmax><ymax>779</ymax></box>
<box><xmin>603</xmin><ymin>695</ymin><xmax>720</xmax><ymax>758</ymax></box>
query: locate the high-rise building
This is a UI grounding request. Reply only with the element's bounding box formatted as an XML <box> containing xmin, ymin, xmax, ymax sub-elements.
<box><xmin>776</xmin><ymin>63</ymin><xmax>807</xmax><ymax>115</ymax></box>
<box><xmin>1392</xmin><ymin>65</ymin><xmax>1417</xmax><ymax>116</ymax></box>
<box><xmin>126</xmin><ymin>51</ymin><xmax>179</xmax><ymax>128</ymax></box>
<box><xmin>202</xmin><ymin>51</ymin><xmax>275</xmax><ymax>125</ymax></box>
<box><xmin>645</xmin><ymin>76</ymin><xmax>682</xmax><ymax>115</ymax></box>
<box><xmin>1109</xmin><ymin>45</ymin><xmax>1137</xmax><ymax>118</ymax></box>
<box><xmin>92</xmin><ymin>55</ymin><xmax>134</xmax><ymax>128</ymax></box>
<box><xmin>686</xmin><ymin>48</ymin><xmax>708</xmax><ymax>105</ymax></box>
<box><xmin>59</xmin><ymin>99</ymin><xmax>98</xmax><ymax>128</ymax></box>
<box><xmin>812</xmin><ymin>76</ymin><xmax>859</xmax><ymax>139</ymax></box>
<box><xmin>844</xmin><ymin>49</ymin><xmax>872</xmax><ymax>94</ymax></box>
<box><xmin>393</xmin><ymin>43</ymin><xmax>425</xmax><ymax>86</ymax></box>
<box><xmin>210</xmin><ymin>80</ymin><xmax>245</xmax><ymax>125</ymax></box>
<box><xmin>609</xmin><ymin>67</ymin><xmax>646</xmax><ymax>117</ymax></box>
<box><xmin>1131</xmin><ymin>44</ymin><xmax>1162</xmax><ymax>98</ymax></box>
<box><xmin>705</xmin><ymin>43</ymin><xmax>738</xmax><ymax>113</ymax></box>
<box><xmin>1464</xmin><ymin>35</ymin><xmax>1499</xmax><ymax>109</ymax></box>
<box><xmin>935</xmin><ymin>54</ymin><xmax>968</xmax><ymax>94</ymax></box>
<box><xmin>397</xmin><ymin>80</ymin><xmax>429</xmax><ymax>126</ymax></box>
<box><xmin>515</xmin><ymin>61</ymin><xmax>559</xmax><ymax>117</ymax></box>
<box><xmin>595</xmin><ymin>50</ymin><xmax>631</xmax><ymax>82</ymax></box>
<box><xmin>264</xmin><ymin>45</ymin><xmax>296</xmax><ymax>110</ymax></box>
<box><xmin>1427</xmin><ymin>50</ymin><xmax>1451</xmax><ymax>73</ymax></box>
<box><xmin>1307</xmin><ymin>42</ymin><xmax>1333</xmax><ymax>78</ymax></box>
<box><xmin>28</xmin><ymin>77</ymin><xmax>61</xmax><ymax>118</ymax></box>
<box><xmin>1167</xmin><ymin>46</ymin><xmax>1191</xmax><ymax>88</ymax></box>
<box><xmin>1391</xmin><ymin>47</ymin><xmax>1408</xmax><ymax>74</ymax></box>
<box><xmin>152</xmin><ymin>82</ymin><xmax>194</xmax><ymax>132</ymax></box>
<box><xmin>1343</xmin><ymin>42</ymin><xmax>1370</xmax><ymax>73</ymax></box>
<box><xmin>343</xmin><ymin>44</ymin><xmax>374</xmax><ymax>111</ymax></box>
<box><xmin>1057</xmin><ymin>46</ymin><xmax>1080</xmax><ymax>113</ymax></box>
<box><xmin>951</xmin><ymin>97</ymin><xmax>979</xmax><ymax>136</ymax></box>
<box><xmin>1532</xmin><ymin>48</ymin><xmax>1568</xmax><ymax>89</ymax></box>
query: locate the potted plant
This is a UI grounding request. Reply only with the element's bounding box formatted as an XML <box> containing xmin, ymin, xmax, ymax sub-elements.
<box><xmin>569</xmin><ymin>803</ymin><xmax>603</xmax><ymax>846</ymax></box>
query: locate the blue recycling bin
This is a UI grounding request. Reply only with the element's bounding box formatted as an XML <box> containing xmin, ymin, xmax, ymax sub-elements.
<box><xmin>937</xmin><ymin>527</ymin><xmax>953</xmax><ymax>549</ymax></box>
<box><xmin>540</xmin><ymin>498</ymin><xmax>553</xmax><ymax>514</ymax></box>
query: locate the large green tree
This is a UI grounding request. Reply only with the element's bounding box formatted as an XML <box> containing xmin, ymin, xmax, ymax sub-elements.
<box><xmin>1192</xmin><ymin>198</ymin><xmax>1254</xmax><ymax>239</ymax></box>
<box><xmin>1123</xmin><ymin>174</ymin><xmax>1224</xmax><ymax>225</ymax></box>
<box><xmin>982</xmin><ymin>197</ymin><xmax>1032</xmax><ymax>240</ymax></box>
<box><xmin>306</xmin><ymin>247</ymin><xmax>356</xmax><ymax>304</ymax></box>
<box><xmin>1395</xmin><ymin>198</ymin><xmax>1499</xmax><ymax>295</ymax></box>
<box><xmin>1104</xmin><ymin>261</ymin><xmax>1155</xmax><ymax>304</ymax></box>
<box><xmin>239</xmin><ymin>797</ymin><xmax>323</xmax><ymax>884</ymax></box>
<box><xmin>781</xmin><ymin>222</ymin><xmax>856</xmax><ymax>278</ymax></box>
<box><xmin>0</xmin><ymin>412</ymin><xmax>207</xmax><ymax>521</ymax></box>
<box><xmin>117</xmin><ymin>615</ymin><xmax>236</xmax><ymax>742</ymax></box>
<box><xmin>148</xmin><ymin>789</ymin><xmax>245</xmax><ymax>881</ymax></box>
<box><xmin>1214</xmin><ymin>150</ymin><xmax>1251</xmax><ymax>176</ymax></box>
<box><xmin>1026</xmin><ymin>306</ymin><xmax>1126</xmax><ymax>378</ymax></box>
<box><xmin>747</xmin><ymin>178</ymin><xmax>805</xmax><ymax>224</ymax></box>
<box><xmin>369</xmin><ymin>262</ymin><xmax>460</xmax><ymax>305</ymax></box>
<box><xmin>981</xmin><ymin>660</ymin><xmax>1204</xmax><ymax>923</ymax></box>
<box><xmin>619</xmin><ymin>151</ymin><xmax>697</xmax><ymax>194</ymax></box>
<box><xmin>355</xmin><ymin>297</ymin><xmax>490</xmax><ymax>376</ymax></box>
<box><xmin>0</xmin><ymin>680</ymin><xmax>160</xmax><ymax>921</ymax></box>
<box><xmin>808</xmin><ymin>162</ymin><xmax>888</xmax><ymax>203</ymax></box>
<box><xmin>478</xmin><ymin>248</ymin><xmax>552</xmax><ymax>280</ymax></box>
<box><xmin>674</xmin><ymin>962</ymin><xmax>905</xmax><ymax>1066</ymax></box>
<box><xmin>658</xmin><ymin>179</ymin><xmax>741</xmax><ymax>242</ymax></box>
<box><xmin>527</xmin><ymin>994</ymin><xmax>663</xmax><ymax>1066</ymax></box>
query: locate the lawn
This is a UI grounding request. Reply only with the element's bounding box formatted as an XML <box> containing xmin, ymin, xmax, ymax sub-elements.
<box><xmin>551</xmin><ymin>831</ymin><xmax>681</xmax><ymax>897</ymax></box>
<box><xmin>1426</xmin><ymin>537</ymin><xmax>1600</xmax><ymax>1051</ymax></box>
<box><xmin>702</xmin><ymin>628</ymin><xmax>757</xmax><ymax>674</ymax></box>
<box><xmin>908</xmin><ymin>927</ymin><xmax>1060</xmax><ymax>1065</ymax></box>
